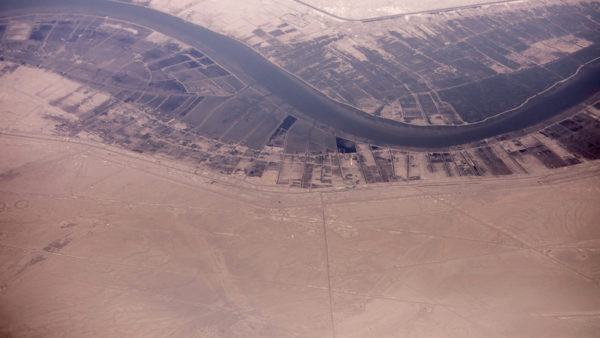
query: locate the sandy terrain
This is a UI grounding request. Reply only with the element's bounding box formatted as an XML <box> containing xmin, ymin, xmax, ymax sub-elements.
<box><xmin>0</xmin><ymin>2</ymin><xmax>599</xmax><ymax>336</ymax></box>
<box><xmin>1</xmin><ymin>120</ymin><xmax>600</xmax><ymax>337</ymax></box>
<box><xmin>1</xmin><ymin>63</ymin><xmax>600</xmax><ymax>336</ymax></box>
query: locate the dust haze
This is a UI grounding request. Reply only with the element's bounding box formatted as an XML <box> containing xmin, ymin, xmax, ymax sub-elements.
<box><xmin>1</xmin><ymin>0</ymin><xmax>600</xmax><ymax>337</ymax></box>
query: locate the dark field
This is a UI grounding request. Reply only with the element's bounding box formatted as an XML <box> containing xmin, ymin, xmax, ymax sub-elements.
<box><xmin>255</xmin><ymin>2</ymin><xmax>600</xmax><ymax>125</ymax></box>
<box><xmin>0</xmin><ymin>2</ymin><xmax>599</xmax><ymax>190</ymax></box>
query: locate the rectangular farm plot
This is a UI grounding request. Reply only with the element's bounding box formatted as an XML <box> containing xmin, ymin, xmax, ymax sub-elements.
<box><xmin>284</xmin><ymin>120</ymin><xmax>312</xmax><ymax>154</ymax></box>
<box><xmin>220</xmin><ymin>103</ymin><xmax>277</xmax><ymax>144</ymax></box>
<box><xmin>243</xmin><ymin>114</ymin><xmax>283</xmax><ymax>149</ymax></box>
<box><xmin>277</xmin><ymin>155</ymin><xmax>304</xmax><ymax>186</ymax></box>
<box><xmin>196</xmin><ymin>91</ymin><xmax>263</xmax><ymax>138</ymax></box>
<box><xmin>181</xmin><ymin>96</ymin><xmax>228</xmax><ymax>127</ymax></box>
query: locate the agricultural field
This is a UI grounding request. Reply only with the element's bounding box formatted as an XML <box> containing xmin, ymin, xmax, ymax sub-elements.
<box><xmin>1</xmin><ymin>2</ymin><xmax>600</xmax><ymax>336</ymax></box>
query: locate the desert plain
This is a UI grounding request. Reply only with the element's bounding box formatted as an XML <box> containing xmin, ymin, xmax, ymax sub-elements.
<box><xmin>1</xmin><ymin>0</ymin><xmax>600</xmax><ymax>337</ymax></box>
<box><xmin>0</xmin><ymin>67</ymin><xmax>599</xmax><ymax>336</ymax></box>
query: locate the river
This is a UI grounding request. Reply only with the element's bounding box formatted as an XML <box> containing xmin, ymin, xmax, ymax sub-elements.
<box><xmin>2</xmin><ymin>0</ymin><xmax>599</xmax><ymax>148</ymax></box>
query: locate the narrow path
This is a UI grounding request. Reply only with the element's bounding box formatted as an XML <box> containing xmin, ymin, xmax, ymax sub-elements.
<box><xmin>292</xmin><ymin>0</ymin><xmax>521</xmax><ymax>23</ymax></box>
<box><xmin>320</xmin><ymin>193</ymin><xmax>336</xmax><ymax>338</ymax></box>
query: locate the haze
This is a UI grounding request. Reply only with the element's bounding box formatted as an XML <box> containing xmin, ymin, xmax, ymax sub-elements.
<box><xmin>1</xmin><ymin>0</ymin><xmax>599</xmax><ymax>337</ymax></box>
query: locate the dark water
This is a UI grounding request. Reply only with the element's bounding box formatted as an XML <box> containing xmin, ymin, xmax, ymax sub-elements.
<box><xmin>2</xmin><ymin>0</ymin><xmax>599</xmax><ymax>148</ymax></box>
